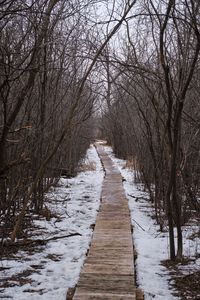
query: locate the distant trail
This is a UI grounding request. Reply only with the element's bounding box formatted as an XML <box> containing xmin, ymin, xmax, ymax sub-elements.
<box><xmin>72</xmin><ymin>142</ymin><xmax>143</xmax><ymax>300</ymax></box>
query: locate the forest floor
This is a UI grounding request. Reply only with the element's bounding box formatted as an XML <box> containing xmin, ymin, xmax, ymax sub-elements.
<box><xmin>0</xmin><ymin>143</ymin><xmax>200</xmax><ymax>300</ymax></box>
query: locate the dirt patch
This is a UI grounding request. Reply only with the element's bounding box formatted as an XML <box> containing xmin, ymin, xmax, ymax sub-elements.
<box><xmin>46</xmin><ymin>253</ymin><xmax>62</xmax><ymax>261</ymax></box>
<box><xmin>163</xmin><ymin>259</ymin><xmax>200</xmax><ymax>299</ymax></box>
<box><xmin>173</xmin><ymin>271</ymin><xmax>200</xmax><ymax>299</ymax></box>
<box><xmin>0</xmin><ymin>269</ymin><xmax>36</xmax><ymax>289</ymax></box>
<box><xmin>66</xmin><ymin>287</ymin><xmax>76</xmax><ymax>299</ymax></box>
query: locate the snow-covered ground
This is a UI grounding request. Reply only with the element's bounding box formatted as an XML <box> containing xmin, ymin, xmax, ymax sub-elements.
<box><xmin>1</xmin><ymin>143</ymin><xmax>199</xmax><ymax>300</ymax></box>
<box><xmin>105</xmin><ymin>146</ymin><xmax>200</xmax><ymax>300</ymax></box>
<box><xmin>0</xmin><ymin>145</ymin><xmax>104</xmax><ymax>300</ymax></box>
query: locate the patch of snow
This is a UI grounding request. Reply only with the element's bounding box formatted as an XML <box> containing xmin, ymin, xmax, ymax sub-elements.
<box><xmin>0</xmin><ymin>145</ymin><xmax>104</xmax><ymax>300</ymax></box>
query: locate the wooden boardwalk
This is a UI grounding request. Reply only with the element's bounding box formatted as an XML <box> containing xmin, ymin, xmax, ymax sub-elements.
<box><xmin>72</xmin><ymin>144</ymin><xmax>137</xmax><ymax>300</ymax></box>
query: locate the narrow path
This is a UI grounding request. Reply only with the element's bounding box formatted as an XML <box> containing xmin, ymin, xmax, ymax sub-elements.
<box><xmin>72</xmin><ymin>143</ymin><xmax>136</xmax><ymax>299</ymax></box>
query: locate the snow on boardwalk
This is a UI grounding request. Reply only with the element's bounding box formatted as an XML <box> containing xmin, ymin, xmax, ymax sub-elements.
<box><xmin>73</xmin><ymin>143</ymin><xmax>137</xmax><ymax>300</ymax></box>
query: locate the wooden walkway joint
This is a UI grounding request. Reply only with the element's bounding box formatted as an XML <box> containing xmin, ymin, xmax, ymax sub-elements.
<box><xmin>72</xmin><ymin>143</ymin><xmax>139</xmax><ymax>300</ymax></box>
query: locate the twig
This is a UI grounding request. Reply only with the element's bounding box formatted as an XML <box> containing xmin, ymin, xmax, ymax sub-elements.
<box><xmin>128</xmin><ymin>194</ymin><xmax>149</xmax><ymax>201</ymax></box>
<box><xmin>6</xmin><ymin>232</ymin><xmax>82</xmax><ymax>247</ymax></box>
<box><xmin>132</xmin><ymin>218</ymin><xmax>146</xmax><ymax>231</ymax></box>
<box><xmin>128</xmin><ymin>194</ymin><xmax>137</xmax><ymax>198</ymax></box>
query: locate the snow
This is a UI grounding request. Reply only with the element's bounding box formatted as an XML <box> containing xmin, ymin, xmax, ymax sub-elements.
<box><xmin>0</xmin><ymin>145</ymin><xmax>104</xmax><ymax>300</ymax></box>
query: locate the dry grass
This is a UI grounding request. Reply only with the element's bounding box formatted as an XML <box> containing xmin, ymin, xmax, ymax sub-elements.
<box><xmin>123</xmin><ymin>157</ymin><xmax>139</xmax><ymax>171</ymax></box>
<box><xmin>124</xmin><ymin>159</ymin><xmax>135</xmax><ymax>169</ymax></box>
<box><xmin>78</xmin><ymin>161</ymin><xmax>96</xmax><ymax>172</ymax></box>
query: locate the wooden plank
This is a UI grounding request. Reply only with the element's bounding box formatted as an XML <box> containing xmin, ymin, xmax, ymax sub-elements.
<box><xmin>82</xmin><ymin>263</ymin><xmax>134</xmax><ymax>275</ymax></box>
<box><xmin>73</xmin><ymin>292</ymin><xmax>136</xmax><ymax>299</ymax></box>
<box><xmin>72</xmin><ymin>143</ymin><xmax>137</xmax><ymax>300</ymax></box>
<box><xmin>85</xmin><ymin>257</ymin><xmax>134</xmax><ymax>264</ymax></box>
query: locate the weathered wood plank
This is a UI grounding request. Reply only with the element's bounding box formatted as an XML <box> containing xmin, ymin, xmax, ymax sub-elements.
<box><xmin>73</xmin><ymin>292</ymin><xmax>136</xmax><ymax>300</ymax></box>
<box><xmin>85</xmin><ymin>256</ymin><xmax>134</xmax><ymax>265</ymax></box>
<box><xmin>82</xmin><ymin>263</ymin><xmax>134</xmax><ymax>275</ymax></box>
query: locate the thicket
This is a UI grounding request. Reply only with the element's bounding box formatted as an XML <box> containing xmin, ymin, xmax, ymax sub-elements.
<box><xmin>0</xmin><ymin>0</ymin><xmax>99</xmax><ymax>244</ymax></box>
